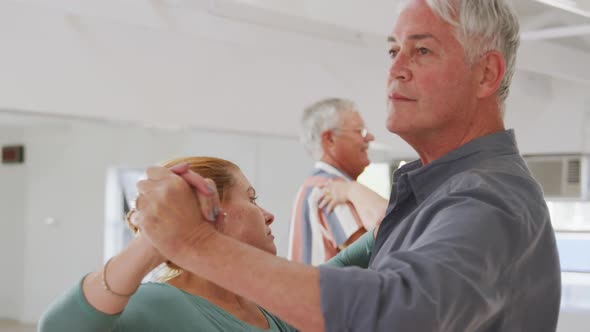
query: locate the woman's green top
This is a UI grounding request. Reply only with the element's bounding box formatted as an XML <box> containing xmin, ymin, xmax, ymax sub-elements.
<box><xmin>39</xmin><ymin>231</ymin><xmax>374</xmax><ymax>332</ymax></box>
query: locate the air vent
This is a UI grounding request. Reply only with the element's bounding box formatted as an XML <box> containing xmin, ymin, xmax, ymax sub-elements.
<box><xmin>524</xmin><ymin>155</ymin><xmax>589</xmax><ymax>200</ymax></box>
<box><xmin>567</xmin><ymin>159</ymin><xmax>581</xmax><ymax>184</ymax></box>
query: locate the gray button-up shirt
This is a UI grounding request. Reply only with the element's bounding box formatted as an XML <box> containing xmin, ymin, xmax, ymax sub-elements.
<box><xmin>319</xmin><ymin>130</ymin><xmax>561</xmax><ymax>332</ymax></box>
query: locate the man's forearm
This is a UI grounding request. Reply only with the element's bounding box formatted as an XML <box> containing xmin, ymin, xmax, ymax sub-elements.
<box><xmin>172</xmin><ymin>232</ymin><xmax>325</xmax><ymax>332</ymax></box>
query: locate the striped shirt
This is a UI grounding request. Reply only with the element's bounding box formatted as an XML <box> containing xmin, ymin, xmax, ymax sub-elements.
<box><xmin>288</xmin><ymin>161</ymin><xmax>364</xmax><ymax>265</ymax></box>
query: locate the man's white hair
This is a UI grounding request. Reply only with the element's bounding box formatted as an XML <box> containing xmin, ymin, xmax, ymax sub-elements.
<box><xmin>300</xmin><ymin>98</ymin><xmax>356</xmax><ymax>160</ymax></box>
<box><xmin>396</xmin><ymin>0</ymin><xmax>520</xmax><ymax>114</ymax></box>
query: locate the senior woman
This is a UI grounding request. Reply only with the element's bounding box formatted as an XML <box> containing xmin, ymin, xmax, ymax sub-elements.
<box><xmin>39</xmin><ymin>156</ymin><xmax>373</xmax><ymax>332</ymax></box>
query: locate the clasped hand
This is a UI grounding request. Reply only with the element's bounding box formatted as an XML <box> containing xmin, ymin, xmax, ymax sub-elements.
<box><xmin>130</xmin><ymin>163</ymin><xmax>224</xmax><ymax>262</ymax></box>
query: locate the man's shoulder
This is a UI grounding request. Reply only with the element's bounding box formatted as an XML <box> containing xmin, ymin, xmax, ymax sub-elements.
<box><xmin>448</xmin><ymin>156</ymin><xmax>539</xmax><ymax>194</ymax></box>
<box><xmin>436</xmin><ymin>158</ymin><xmax>547</xmax><ymax>218</ymax></box>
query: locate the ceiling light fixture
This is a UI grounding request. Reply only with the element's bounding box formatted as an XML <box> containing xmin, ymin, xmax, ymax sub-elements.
<box><xmin>534</xmin><ymin>0</ymin><xmax>590</xmax><ymax>18</ymax></box>
<box><xmin>521</xmin><ymin>24</ymin><xmax>590</xmax><ymax>41</ymax></box>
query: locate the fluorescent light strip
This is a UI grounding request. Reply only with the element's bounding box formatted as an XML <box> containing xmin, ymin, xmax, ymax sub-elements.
<box><xmin>534</xmin><ymin>0</ymin><xmax>590</xmax><ymax>18</ymax></box>
<box><xmin>522</xmin><ymin>24</ymin><xmax>590</xmax><ymax>41</ymax></box>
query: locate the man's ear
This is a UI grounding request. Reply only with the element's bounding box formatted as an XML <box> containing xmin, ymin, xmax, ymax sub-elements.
<box><xmin>476</xmin><ymin>50</ymin><xmax>506</xmax><ymax>99</ymax></box>
<box><xmin>320</xmin><ymin>130</ymin><xmax>334</xmax><ymax>150</ymax></box>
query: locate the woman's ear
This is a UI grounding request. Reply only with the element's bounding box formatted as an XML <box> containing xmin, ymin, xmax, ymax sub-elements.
<box><xmin>214</xmin><ymin>211</ymin><xmax>227</xmax><ymax>232</ymax></box>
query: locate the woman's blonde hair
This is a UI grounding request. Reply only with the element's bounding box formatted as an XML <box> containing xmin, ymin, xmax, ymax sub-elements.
<box><xmin>128</xmin><ymin>156</ymin><xmax>239</xmax><ymax>282</ymax></box>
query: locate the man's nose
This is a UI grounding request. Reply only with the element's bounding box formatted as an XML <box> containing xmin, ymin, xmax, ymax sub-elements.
<box><xmin>389</xmin><ymin>52</ymin><xmax>412</xmax><ymax>82</ymax></box>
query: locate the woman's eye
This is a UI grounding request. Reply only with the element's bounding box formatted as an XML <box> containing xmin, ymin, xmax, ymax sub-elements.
<box><xmin>250</xmin><ymin>196</ymin><xmax>258</xmax><ymax>204</ymax></box>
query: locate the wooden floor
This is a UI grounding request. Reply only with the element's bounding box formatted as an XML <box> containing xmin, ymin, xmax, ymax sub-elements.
<box><xmin>0</xmin><ymin>321</ymin><xmax>35</xmax><ymax>332</ymax></box>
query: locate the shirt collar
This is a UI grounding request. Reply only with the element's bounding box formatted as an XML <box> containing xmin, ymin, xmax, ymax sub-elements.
<box><xmin>314</xmin><ymin>161</ymin><xmax>353</xmax><ymax>181</ymax></box>
<box><xmin>394</xmin><ymin>129</ymin><xmax>520</xmax><ymax>203</ymax></box>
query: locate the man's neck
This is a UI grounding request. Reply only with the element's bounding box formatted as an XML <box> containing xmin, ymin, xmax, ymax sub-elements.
<box><xmin>401</xmin><ymin>105</ymin><xmax>505</xmax><ymax>165</ymax></box>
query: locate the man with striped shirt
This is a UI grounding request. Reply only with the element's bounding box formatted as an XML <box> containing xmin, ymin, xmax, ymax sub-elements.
<box><xmin>288</xmin><ymin>98</ymin><xmax>380</xmax><ymax>265</ymax></box>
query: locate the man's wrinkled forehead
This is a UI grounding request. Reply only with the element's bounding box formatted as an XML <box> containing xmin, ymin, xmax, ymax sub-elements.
<box><xmin>388</xmin><ymin>0</ymin><xmax>456</xmax><ymax>45</ymax></box>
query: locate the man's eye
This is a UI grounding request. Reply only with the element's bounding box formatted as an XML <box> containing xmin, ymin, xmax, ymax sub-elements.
<box><xmin>250</xmin><ymin>196</ymin><xmax>258</xmax><ymax>204</ymax></box>
<box><xmin>417</xmin><ymin>47</ymin><xmax>430</xmax><ymax>55</ymax></box>
<box><xmin>388</xmin><ymin>49</ymin><xmax>398</xmax><ymax>58</ymax></box>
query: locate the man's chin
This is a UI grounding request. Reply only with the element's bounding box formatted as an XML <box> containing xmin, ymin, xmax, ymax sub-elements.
<box><xmin>386</xmin><ymin>118</ymin><xmax>405</xmax><ymax>135</ymax></box>
<box><xmin>360</xmin><ymin>151</ymin><xmax>370</xmax><ymax>163</ymax></box>
<box><xmin>361</xmin><ymin>159</ymin><xmax>371</xmax><ymax>171</ymax></box>
<box><xmin>386</xmin><ymin>112</ymin><xmax>398</xmax><ymax>134</ymax></box>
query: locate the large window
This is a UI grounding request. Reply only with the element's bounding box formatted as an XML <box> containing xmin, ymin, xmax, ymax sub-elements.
<box><xmin>104</xmin><ymin>168</ymin><xmax>144</xmax><ymax>261</ymax></box>
<box><xmin>548</xmin><ymin>201</ymin><xmax>590</xmax><ymax>311</ymax></box>
<box><xmin>357</xmin><ymin>162</ymin><xmax>392</xmax><ymax>199</ymax></box>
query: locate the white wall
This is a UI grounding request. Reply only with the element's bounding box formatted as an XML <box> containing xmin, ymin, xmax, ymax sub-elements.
<box><xmin>0</xmin><ymin>120</ymin><xmax>313</xmax><ymax>323</ymax></box>
<box><xmin>1</xmin><ymin>1</ymin><xmax>589</xmax><ymax>156</ymax></box>
<box><xmin>0</xmin><ymin>127</ymin><xmax>25</xmax><ymax>320</ymax></box>
<box><xmin>506</xmin><ymin>71</ymin><xmax>590</xmax><ymax>154</ymax></box>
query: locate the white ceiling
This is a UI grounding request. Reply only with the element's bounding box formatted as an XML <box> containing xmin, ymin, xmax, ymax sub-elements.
<box><xmin>9</xmin><ymin>0</ymin><xmax>590</xmax><ymax>77</ymax></box>
<box><xmin>1</xmin><ymin>0</ymin><xmax>589</xmax><ymax>151</ymax></box>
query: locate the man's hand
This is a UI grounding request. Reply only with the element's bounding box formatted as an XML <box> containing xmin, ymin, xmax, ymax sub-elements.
<box><xmin>133</xmin><ymin>164</ymin><xmax>223</xmax><ymax>262</ymax></box>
